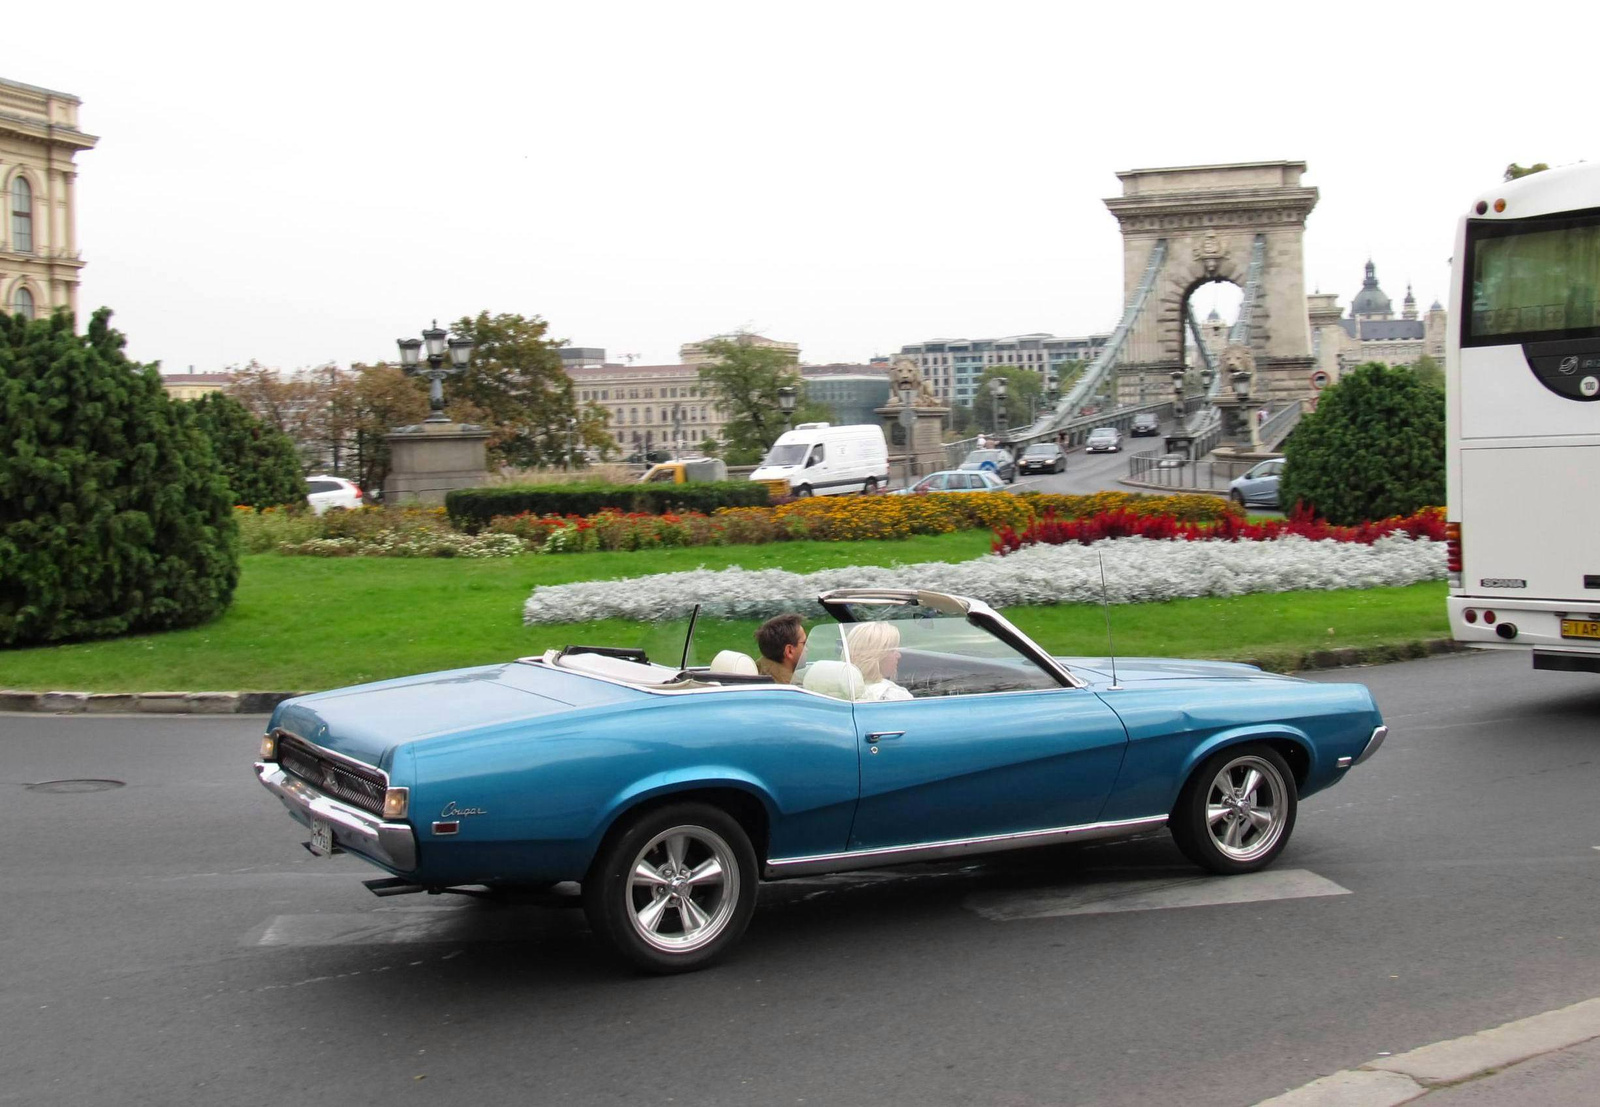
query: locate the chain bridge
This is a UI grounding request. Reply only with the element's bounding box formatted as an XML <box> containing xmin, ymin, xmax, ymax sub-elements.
<box><xmin>1009</xmin><ymin>161</ymin><xmax>1320</xmax><ymax>458</ymax></box>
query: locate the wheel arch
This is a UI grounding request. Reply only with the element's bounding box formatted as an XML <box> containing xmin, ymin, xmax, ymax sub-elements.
<box><xmin>589</xmin><ymin>775</ymin><xmax>777</xmax><ymax>870</ymax></box>
<box><xmin>1172</xmin><ymin>726</ymin><xmax>1313</xmax><ymax>809</ymax></box>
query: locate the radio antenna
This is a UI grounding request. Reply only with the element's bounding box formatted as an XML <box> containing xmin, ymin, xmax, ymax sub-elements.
<box><xmin>1098</xmin><ymin>552</ymin><xmax>1122</xmax><ymax>691</ymax></box>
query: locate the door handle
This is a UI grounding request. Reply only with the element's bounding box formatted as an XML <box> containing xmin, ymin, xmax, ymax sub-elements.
<box><xmin>865</xmin><ymin>731</ymin><xmax>904</xmax><ymax>743</ymax></box>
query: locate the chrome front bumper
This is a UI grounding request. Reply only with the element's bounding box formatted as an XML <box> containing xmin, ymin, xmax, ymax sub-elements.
<box><xmin>255</xmin><ymin>762</ymin><xmax>417</xmax><ymax>872</ymax></box>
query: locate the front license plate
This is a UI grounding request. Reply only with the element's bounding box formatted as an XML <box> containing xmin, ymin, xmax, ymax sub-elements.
<box><xmin>1560</xmin><ymin>619</ymin><xmax>1600</xmax><ymax>640</ymax></box>
<box><xmin>308</xmin><ymin>818</ymin><xmax>335</xmax><ymax>856</ymax></box>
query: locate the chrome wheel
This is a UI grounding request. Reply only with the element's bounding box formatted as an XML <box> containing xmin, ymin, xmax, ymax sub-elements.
<box><xmin>625</xmin><ymin>824</ymin><xmax>741</xmax><ymax>954</ymax></box>
<box><xmin>1203</xmin><ymin>754</ymin><xmax>1288</xmax><ymax>863</ymax></box>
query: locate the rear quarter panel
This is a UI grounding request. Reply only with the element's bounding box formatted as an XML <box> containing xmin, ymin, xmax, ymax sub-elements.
<box><xmin>1096</xmin><ymin>678</ymin><xmax>1382</xmax><ymax>821</ymax></box>
<box><xmin>401</xmin><ymin>687</ymin><xmax>859</xmax><ymax>886</ymax></box>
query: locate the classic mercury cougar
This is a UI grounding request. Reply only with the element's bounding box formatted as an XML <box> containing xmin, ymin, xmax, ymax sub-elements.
<box><xmin>255</xmin><ymin>589</ymin><xmax>1387</xmax><ymax>972</ymax></box>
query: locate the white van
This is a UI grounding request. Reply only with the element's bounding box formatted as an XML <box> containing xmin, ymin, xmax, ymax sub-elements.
<box><xmin>749</xmin><ymin>423</ymin><xmax>890</xmax><ymax>497</ymax></box>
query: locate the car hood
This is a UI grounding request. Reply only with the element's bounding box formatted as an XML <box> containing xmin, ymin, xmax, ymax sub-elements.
<box><xmin>1057</xmin><ymin>657</ymin><xmax>1304</xmax><ymax>688</ymax></box>
<box><xmin>268</xmin><ymin>662</ymin><xmax>643</xmax><ymax>770</ymax></box>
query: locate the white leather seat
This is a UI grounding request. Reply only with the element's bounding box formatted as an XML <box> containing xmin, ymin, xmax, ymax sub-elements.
<box><xmin>709</xmin><ymin>650</ymin><xmax>759</xmax><ymax>676</ymax></box>
<box><xmin>801</xmin><ymin>659</ymin><xmax>865</xmax><ymax>701</ymax></box>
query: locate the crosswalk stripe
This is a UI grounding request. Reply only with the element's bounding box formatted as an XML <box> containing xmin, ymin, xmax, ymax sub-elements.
<box><xmin>964</xmin><ymin>868</ymin><xmax>1350</xmax><ymax>921</ymax></box>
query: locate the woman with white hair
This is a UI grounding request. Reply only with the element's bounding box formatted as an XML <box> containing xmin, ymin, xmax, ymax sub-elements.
<box><xmin>847</xmin><ymin>622</ymin><xmax>913</xmax><ymax>702</ymax></box>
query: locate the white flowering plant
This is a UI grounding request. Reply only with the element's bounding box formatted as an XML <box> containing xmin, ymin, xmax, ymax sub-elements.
<box><xmin>522</xmin><ymin>534</ymin><xmax>1445</xmax><ymax>625</ymax></box>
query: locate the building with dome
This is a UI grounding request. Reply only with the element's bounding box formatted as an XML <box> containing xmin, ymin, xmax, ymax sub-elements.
<box><xmin>1308</xmin><ymin>260</ymin><xmax>1446</xmax><ymax>385</ymax></box>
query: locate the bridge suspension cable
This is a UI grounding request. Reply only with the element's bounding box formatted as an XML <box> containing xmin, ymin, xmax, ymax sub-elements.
<box><xmin>1027</xmin><ymin>238</ymin><xmax>1169</xmax><ymax>436</ymax></box>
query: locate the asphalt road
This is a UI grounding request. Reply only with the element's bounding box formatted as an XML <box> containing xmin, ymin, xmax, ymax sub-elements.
<box><xmin>4</xmin><ymin>650</ymin><xmax>1599</xmax><ymax>1106</ymax></box>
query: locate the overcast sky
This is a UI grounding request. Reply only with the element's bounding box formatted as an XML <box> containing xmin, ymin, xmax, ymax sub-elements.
<box><xmin>11</xmin><ymin>0</ymin><xmax>1593</xmax><ymax>374</ymax></box>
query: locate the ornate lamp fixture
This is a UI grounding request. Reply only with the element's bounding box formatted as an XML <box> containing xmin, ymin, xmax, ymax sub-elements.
<box><xmin>398</xmin><ymin>319</ymin><xmax>474</xmax><ymax>423</ymax></box>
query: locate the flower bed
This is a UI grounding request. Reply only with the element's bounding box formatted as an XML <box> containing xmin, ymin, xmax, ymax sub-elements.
<box><xmin>522</xmin><ymin>533</ymin><xmax>1445</xmax><ymax>625</ymax></box>
<box><xmin>993</xmin><ymin>506</ymin><xmax>1446</xmax><ymax>555</ymax></box>
<box><xmin>486</xmin><ymin>491</ymin><xmax>1237</xmax><ymax>554</ymax></box>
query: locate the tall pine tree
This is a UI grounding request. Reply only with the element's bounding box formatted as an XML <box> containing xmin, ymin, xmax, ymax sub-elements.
<box><xmin>188</xmin><ymin>392</ymin><xmax>305</xmax><ymax>508</ymax></box>
<box><xmin>0</xmin><ymin>309</ymin><xmax>239</xmax><ymax>647</ymax></box>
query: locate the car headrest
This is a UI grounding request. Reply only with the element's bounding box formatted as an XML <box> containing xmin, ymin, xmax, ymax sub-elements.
<box><xmin>801</xmin><ymin>659</ymin><xmax>865</xmax><ymax>701</ymax></box>
<box><xmin>709</xmin><ymin>650</ymin><xmax>759</xmax><ymax>675</ymax></box>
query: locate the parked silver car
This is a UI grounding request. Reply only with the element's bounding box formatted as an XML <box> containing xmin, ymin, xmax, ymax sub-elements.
<box><xmin>1229</xmin><ymin>459</ymin><xmax>1283</xmax><ymax>509</ymax></box>
<box><xmin>893</xmin><ymin>469</ymin><xmax>1007</xmax><ymax>494</ymax></box>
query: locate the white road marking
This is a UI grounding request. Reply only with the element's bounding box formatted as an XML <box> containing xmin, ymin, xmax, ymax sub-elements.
<box><xmin>250</xmin><ymin>905</ymin><xmax>529</xmax><ymax>947</ymax></box>
<box><xmin>964</xmin><ymin>868</ymin><xmax>1350</xmax><ymax>921</ymax></box>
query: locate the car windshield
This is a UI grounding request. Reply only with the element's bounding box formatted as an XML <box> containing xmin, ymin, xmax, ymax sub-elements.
<box><xmin>762</xmin><ymin>443</ymin><xmax>808</xmax><ymax>467</ymax></box>
<box><xmin>1024</xmin><ymin>444</ymin><xmax>1056</xmax><ymax>456</ymax></box>
<box><xmin>962</xmin><ymin>450</ymin><xmax>1006</xmax><ymax>465</ymax></box>
<box><xmin>1089</xmin><ymin>429</ymin><xmax>1116</xmax><ymax>439</ymax></box>
<box><xmin>795</xmin><ymin>606</ymin><xmax>1060</xmax><ymax>700</ymax></box>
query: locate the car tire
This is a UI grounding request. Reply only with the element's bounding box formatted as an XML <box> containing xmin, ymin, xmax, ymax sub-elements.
<box><xmin>862</xmin><ymin>477</ymin><xmax>878</xmax><ymax>495</ymax></box>
<box><xmin>1169</xmin><ymin>744</ymin><xmax>1298</xmax><ymax>876</ymax></box>
<box><xmin>795</xmin><ymin>485</ymin><xmax>812</xmax><ymax>498</ymax></box>
<box><xmin>583</xmin><ymin>802</ymin><xmax>758</xmax><ymax>974</ymax></box>
<box><xmin>1230</xmin><ymin>491</ymin><xmax>1246</xmax><ymax>507</ymax></box>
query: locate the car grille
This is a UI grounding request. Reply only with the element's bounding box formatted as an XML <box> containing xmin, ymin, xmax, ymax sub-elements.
<box><xmin>276</xmin><ymin>731</ymin><xmax>387</xmax><ymax>817</ymax></box>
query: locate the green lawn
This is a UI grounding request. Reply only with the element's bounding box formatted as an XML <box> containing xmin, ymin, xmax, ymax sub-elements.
<box><xmin>0</xmin><ymin>533</ymin><xmax>995</xmax><ymax>692</ymax></box>
<box><xmin>0</xmin><ymin>535</ymin><xmax>1450</xmax><ymax>692</ymax></box>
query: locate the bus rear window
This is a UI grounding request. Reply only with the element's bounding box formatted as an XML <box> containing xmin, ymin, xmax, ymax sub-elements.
<box><xmin>1466</xmin><ymin>211</ymin><xmax>1600</xmax><ymax>344</ymax></box>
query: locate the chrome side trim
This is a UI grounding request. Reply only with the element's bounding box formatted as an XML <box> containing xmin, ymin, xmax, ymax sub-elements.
<box><xmin>256</xmin><ymin>762</ymin><xmax>417</xmax><ymax>871</ymax></box>
<box><xmin>1353</xmin><ymin>724</ymin><xmax>1388</xmax><ymax>767</ymax></box>
<box><xmin>762</xmin><ymin>814</ymin><xmax>1168</xmax><ymax>879</ymax></box>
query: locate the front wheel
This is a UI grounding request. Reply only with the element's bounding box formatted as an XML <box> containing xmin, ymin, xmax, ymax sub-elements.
<box><xmin>1230</xmin><ymin>490</ymin><xmax>1246</xmax><ymax>507</ymax></box>
<box><xmin>794</xmin><ymin>485</ymin><xmax>812</xmax><ymax>498</ymax></box>
<box><xmin>1169</xmin><ymin>744</ymin><xmax>1297</xmax><ymax>875</ymax></box>
<box><xmin>583</xmin><ymin>803</ymin><xmax>758</xmax><ymax>973</ymax></box>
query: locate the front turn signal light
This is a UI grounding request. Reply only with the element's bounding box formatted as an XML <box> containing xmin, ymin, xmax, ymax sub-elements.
<box><xmin>382</xmin><ymin>787</ymin><xmax>410</xmax><ymax>820</ymax></box>
<box><xmin>259</xmin><ymin>733</ymin><xmax>277</xmax><ymax>760</ymax></box>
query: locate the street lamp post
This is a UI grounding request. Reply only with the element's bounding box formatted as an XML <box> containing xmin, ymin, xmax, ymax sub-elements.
<box><xmin>397</xmin><ymin>319</ymin><xmax>473</xmax><ymax>423</ymax></box>
<box><xmin>776</xmin><ymin>385</ymin><xmax>797</xmax><ymax>432</ymax></box>
<box><xmin>988</xmin><ymin>377</ymin><xmax>1007</xmax><ymax>437</ymax></box>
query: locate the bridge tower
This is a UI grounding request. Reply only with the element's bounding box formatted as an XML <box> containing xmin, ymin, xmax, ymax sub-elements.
<box><xmin>1104</xmin><ymin>161</ymin><xmax>1319</xmax><ymax>407</ymax></box>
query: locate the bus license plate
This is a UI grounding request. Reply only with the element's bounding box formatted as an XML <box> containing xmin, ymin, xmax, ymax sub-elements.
<box><xmin>1560</xmin><ymin>619</ymin><xmax>1600</xmax><ymax>640</ymax></box>
<box><xmin>308</xmin><ymin>818</ymin><xmax>335</xmax><ymax>856</ymax></box>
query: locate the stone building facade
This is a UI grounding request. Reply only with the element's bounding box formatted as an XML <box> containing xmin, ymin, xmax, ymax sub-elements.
<box><xmin>679</xmin><ymin>333</ymin><xmax>799</xmax><ymax>366</ymax></box>
<box><xmin>1310</xmin><ymin>260</ymin><xmax>1447</xmax><ymax>382</ymax></box>
<box><xmin>566</xmin><ymin>361</ymin><xmax>729</xmax><ymax>455</ymax></box>
<box><xmin>0</xmin><ymin>77</ymin><xmax>96</xmax><ymax>319</ymax></box>
<box><xmin>161</xmin><ymin>370</ymin><xmax>234</xmax><ymax>400</ymax></box>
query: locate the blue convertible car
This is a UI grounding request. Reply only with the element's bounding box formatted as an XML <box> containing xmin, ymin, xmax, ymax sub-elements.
<box><xmin>255</xmin><ymin>589</ymin><xmax>1386</xmax><ymax>972</ymax></box>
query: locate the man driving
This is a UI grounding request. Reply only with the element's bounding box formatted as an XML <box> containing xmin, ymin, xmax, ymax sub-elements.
<box><xmin>755</xmin><ymin>613</ymin><xmax>807</xmax><ymax>684</ymax></box>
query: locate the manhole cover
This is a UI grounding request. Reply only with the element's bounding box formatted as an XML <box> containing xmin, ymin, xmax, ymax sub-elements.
<box><xmin>26</xmin><ymin>779</ymin><xmax>125</xmax><ymax>793</ymax></box>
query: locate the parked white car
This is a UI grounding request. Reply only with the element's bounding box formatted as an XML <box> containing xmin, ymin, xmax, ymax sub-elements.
<box><xmin>750</xmin><ymin>423</ymin><xmax>890</xmax><ymax>497</ymax></box>
<box><xmin>306</xmin><ymin>475</ymin><xmax>364</xmax><ymax>514</ymax></box>
<box><xmin>892</xmin><ymin>469</ymin><xmax>1007</xmax><ymax>495</ymax></box>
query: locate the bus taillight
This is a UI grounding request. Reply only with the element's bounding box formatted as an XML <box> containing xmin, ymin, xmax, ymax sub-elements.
<box><xmin>1446</xmin><ymin>521</ymin><xmax>1462</xmax><ymax>588</ymax></box>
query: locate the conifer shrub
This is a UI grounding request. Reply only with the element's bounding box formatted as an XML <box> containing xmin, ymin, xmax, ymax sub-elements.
<box><xmin>0</xmin><ymin>310</ymin><xmax>240</xmax><ymax>647</ymax></box>
<box><xmin>1278</xmin><ymin>362</ymin><xmax>1445</xmax><ymax>525</ymax></box>
<box><xmin>188</xmin><ymin>391</ymin><xmax>305</xmax><ymax>508</ymax></box>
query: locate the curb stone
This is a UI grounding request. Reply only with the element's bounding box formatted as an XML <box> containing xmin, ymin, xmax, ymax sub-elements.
<box><xmin>0</xmin><ymin>640</ymin><xmax>1476</xmax><ymax>715</ymax></box>
<box><xmin>1254</xmin><ymin>995</ymin><xmax>1600</xmax><ymax>1105</ymax></box>
<box><xmin>0</xmin><ymin>690</ymin><xmax>304</xmax><ymax>716</ymax></box>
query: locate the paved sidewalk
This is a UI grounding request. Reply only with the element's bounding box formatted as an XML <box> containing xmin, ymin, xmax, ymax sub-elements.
<box><xmin>1256</xmin><ymin>995</ymin><xmax>1600</xmax><ymax>1105</ymax></box>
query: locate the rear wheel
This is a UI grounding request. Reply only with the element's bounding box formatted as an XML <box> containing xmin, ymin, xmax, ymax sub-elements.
<box><xmin>583</xmin><ymin>803</ymin><xmax>758</xmax><ymax>973</ymax></box>
<box><xmin>1169</xmin><ymin>744</ymin><xmax>1297</xmax><ymax>875</ymax></box>
<box><xmin>861</xmin><ymin>477</ymin><xmax>878</xmax><ymax>495</ymax></box>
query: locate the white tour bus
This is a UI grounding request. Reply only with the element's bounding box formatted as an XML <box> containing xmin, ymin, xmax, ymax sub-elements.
<box><xmin>1447</xmin><ymin>162</ymin><xmax>1600</xmax><ymax>673</ymax></box>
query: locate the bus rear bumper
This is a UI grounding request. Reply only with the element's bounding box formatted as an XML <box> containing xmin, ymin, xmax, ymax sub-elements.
<box><xmin>1447</xmin><ymin>596</ymin><xmax>1600</xmax><ymax>657</ymax></box>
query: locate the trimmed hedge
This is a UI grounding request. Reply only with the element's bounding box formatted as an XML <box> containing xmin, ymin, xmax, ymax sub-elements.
<box><xmin>446</xmin><ymin>480</ymin><xmax>769</xmax><ymax>532</ymax></box>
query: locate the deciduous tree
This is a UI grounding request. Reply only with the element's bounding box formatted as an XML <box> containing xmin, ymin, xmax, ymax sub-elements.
<box><xmin>695</xmin><ymin>334</ymin><xmax>828</xmax><ymax>460</ymax></box>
